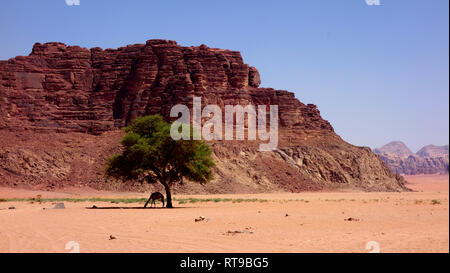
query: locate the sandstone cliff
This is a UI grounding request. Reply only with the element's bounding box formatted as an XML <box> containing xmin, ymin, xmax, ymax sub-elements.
<box><xmin>373</xmin><ymin>141</ymin><xmax>414</xmax><ymax>158</ymax></box>
<box><xmin>374</xmin><ymin>142</ymin><xmax>449</xmax><ymax>175</ymax></box>
<box><xmin>0</xmin><ymin>40</ymin><xmax>407</xmax><ymax>192</ymax></box>
<box><xmin>417</xmin><ymin>145</ymin><xmax>449</xmax><ymax>158</ymax></box>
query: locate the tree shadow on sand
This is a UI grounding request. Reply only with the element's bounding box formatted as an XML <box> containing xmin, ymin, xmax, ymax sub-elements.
<box><xmin>85</xmin><ymin>206</ymin><xmax>191</xmax><ymax>210</ymax></box>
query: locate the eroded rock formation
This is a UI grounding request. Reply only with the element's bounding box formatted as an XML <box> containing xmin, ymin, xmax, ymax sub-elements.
<box><xmin>0</xmin><ymin>40</ymin><xmax>330</xmax><ymax>133</ymax></box>
<box><xmin>0</xmin><ymin>40</ymin><xmax>407</xmax><ymax>192</ymax></box>
<box><xmin>374</xmin><ymin>142</ymin><xmax>449</xmax><ymax>175</ymax></box>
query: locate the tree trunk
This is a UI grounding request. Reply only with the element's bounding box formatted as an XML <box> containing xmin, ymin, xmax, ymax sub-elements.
<box><xmin>163</xmin><ymin>182</ymin><xmax>173</xmax><ymax>208</ymax></box>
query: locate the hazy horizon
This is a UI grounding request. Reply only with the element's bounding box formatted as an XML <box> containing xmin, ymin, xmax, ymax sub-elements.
<box><xmin>1</xmin><ymin>0</ymin><xmax>448</xmax><ymax>151</ymax></box>
<box><xmin>374</xmin><ymin>140</ymin><xmax>449</xmax><ymax>154</ymax></box>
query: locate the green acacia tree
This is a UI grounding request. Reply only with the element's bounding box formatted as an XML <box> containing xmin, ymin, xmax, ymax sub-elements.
<box><xmin>105</xmin><ymin>115</ymin><xmax>214</xmax><ymax>208</ymax></box>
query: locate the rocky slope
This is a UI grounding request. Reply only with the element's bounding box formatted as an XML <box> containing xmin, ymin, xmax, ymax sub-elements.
<box><xmin>374</xmin><ymin>142</ymin><xmax>449</xmax><ymax>175</ymax></box>
<box><xmin>373</xmin><ymin>141</ymin><xmax>414</xmax><ymax>158</ymax></box>
<box><xmin>417</xmin><ymin>145</ymin><xmax>449</xmax><ymax>158</ymax></box>
<box><xmin>0</xmin><ymin>40</ymin><xmax>408</xmax><ymax>193</ymax></box>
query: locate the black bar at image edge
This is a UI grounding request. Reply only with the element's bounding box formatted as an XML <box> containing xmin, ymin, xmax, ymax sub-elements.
<box><xmin>0</xmin><ymin>253</ymin><xmax>448</xmax><ymax>272</ymax></box>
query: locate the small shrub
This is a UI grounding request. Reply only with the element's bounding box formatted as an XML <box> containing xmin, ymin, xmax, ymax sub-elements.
<box><xmin>431</xmin><ymin>200</ymin><xmax>441</xmax><ymax>205</ymax></box>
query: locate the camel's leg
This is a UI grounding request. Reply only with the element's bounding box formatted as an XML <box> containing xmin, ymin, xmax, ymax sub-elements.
<box><xmin>144</xmin><ymin>196</ymin><xmax>152</xmax><ymax>208</ymax></box>
<box><xmin>152</xmin><ymin>200</ymin><xmax>155</xmax><ymax>208</ymax></box>
<box><xmin>161</xmin><ymin>197</ymin><xmax>165</xmax><ymax>208</ymax></box>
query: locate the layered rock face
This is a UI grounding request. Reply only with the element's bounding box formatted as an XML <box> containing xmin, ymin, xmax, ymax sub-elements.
<box><xmin>374</xmin><ymin>142</ymin><xmax>449</xmax><ymax>175</ymax></box>
<box><xmin>0</xmin><ymin>40</ymin><xmax>407</xmax><ymax>192</ymax></box>
<box><xmin>417</xmin><ymin>145</ymin><xmax>449</xmax><ymax>158</ymax></box>
<box><xmin>374</xmin><ymin>141</ymin><xmax>414</xmax><ymax>158</ymax></box>
<box><xmin>0</xmin><ymin>40</ymin><xmax>331</xmax><ymax>133</ymax></box>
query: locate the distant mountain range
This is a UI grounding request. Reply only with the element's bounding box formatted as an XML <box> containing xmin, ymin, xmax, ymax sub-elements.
<box><xmin>374</xmin><ymin>142</ymin><xmax>449</xmax><ymax>175</ymax></box>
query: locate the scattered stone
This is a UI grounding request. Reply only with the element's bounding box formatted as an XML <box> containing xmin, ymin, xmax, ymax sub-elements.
<box><xmin>8</xmin><ymin>206</ymin><xmax>15</xmax><ymax>210</ymax></box>
<box><xmin>194</xmin><ymin>216</ymin><xmax>206</xmax><ymax>222</ymax></box>
<box><xmin>43</xmin><ymin>202</ymin><xmax>65</xmax><ymax>210</ymax></box>
<box><xmin>109</xmin><ymin>235</ymin><xmax>116</xmax><ymax>240</ymax></box>
<box><xmin>344</xmin><ymin>217</ymin><xmax>360</xmax><ymax>222</ymax></box>
<box><xmin>225</xmin><ymin>227</ymin><xmax>254</xmax><ymax>235</ymax></box>
<box><xmin>285</xmin><ymin>213</ymin><xmax>289</xmax><ymax>217</ymax></box>
<box><xmin>53</xmin><ymin>203</ymin><xmax>65</xmax><ymax>209</ymax></box>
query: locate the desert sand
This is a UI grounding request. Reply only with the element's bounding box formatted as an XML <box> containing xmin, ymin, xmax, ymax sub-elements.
<box><xmin>0</xmin><ymin>174</ymin><xmax>448</xmax><ymax>253</ymax></box>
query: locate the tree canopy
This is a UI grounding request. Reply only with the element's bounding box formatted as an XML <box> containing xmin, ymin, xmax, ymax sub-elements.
<box><xmin>105</xmin><ymin>115</ymin><xmax>215</xmax><ymax>208</ymax></box>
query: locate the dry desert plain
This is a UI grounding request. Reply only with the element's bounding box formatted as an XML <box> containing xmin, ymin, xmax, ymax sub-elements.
<box><xmin>0</xmin><ymin>174</ymin><xmax>448</xmax><ymax>253</ymax></box>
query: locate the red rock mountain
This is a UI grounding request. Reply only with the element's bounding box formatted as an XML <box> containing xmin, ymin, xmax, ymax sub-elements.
<box><xmin>373</xmin><ymin>141</ymin><xmax>414</xmax><ymax>158</ymax></box>
<box><xmin>417</xmin><ymin>145</ymin><xmax>449</xmax><ymax>158</ymax></box>
<box><xmin>374</xmin><ymin>142</ymin><xmax>449</xmax><ymax>175</ymax></box>
<box><xmin>0</xmin><ymin>40</ymin><xmax>407</xmax><ymax>193</ymax></box>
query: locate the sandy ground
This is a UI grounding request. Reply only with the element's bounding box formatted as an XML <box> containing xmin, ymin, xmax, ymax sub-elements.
<box><xmin>0</xmin><ymin>174</ymin><xmax>448</xmax><ymax>253</ymax></box>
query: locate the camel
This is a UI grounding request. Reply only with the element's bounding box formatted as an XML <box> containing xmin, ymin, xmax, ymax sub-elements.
<box><xmin>144</xmin><ymin>192</ymin><xmax>165</xmax><ymax>208</ymax></box>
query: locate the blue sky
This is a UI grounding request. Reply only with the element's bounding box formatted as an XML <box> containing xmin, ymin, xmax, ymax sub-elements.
<box><xmin>0</xmin><ymin>0</ymin><xmax>448</xmax><ymax>152</ymax></box>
